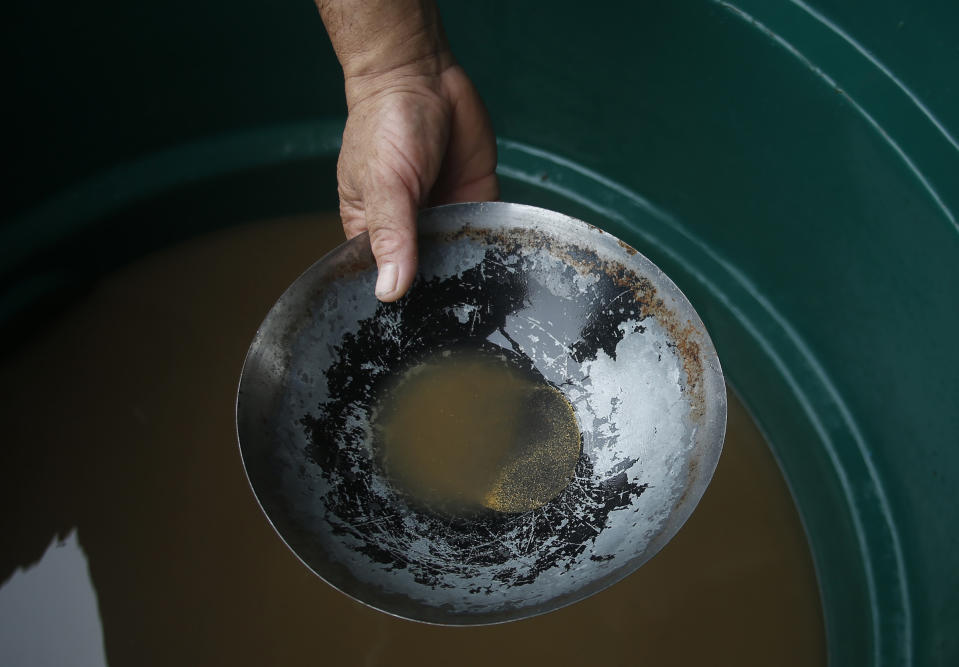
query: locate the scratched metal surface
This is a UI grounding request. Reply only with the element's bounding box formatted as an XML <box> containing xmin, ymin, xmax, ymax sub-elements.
<box><xmin>236</xmin><ymin>202</ymin><xmax>726</xmax><ymax>624</ymax></box>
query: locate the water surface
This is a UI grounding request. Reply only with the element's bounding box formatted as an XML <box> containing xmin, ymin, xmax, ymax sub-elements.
<box><xmin>0</xmin><ymin>213</ymin><xmax>825</xmax><ymax>666</ymax></box>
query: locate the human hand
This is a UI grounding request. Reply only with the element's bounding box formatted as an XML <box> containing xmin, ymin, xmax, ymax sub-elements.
<box><xmin>338</xmin><ymin>64</ymin><xmax>499</xmax><ymax>301</ymax></box>
<box><xmin>318</xmin><ymin>0</ymin><xmax>498</xmax><ymax>301</ymax></box>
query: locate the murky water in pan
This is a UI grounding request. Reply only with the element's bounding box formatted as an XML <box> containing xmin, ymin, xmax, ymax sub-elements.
<box><xmin>374</xmin><ymin>346</ymin><xmax>582</xmax><ymax>515</ymax></box>
<box><xmin>0</xmin><ymin>213</ymin><xmax>825</xmax><ymax>666</ymax></box>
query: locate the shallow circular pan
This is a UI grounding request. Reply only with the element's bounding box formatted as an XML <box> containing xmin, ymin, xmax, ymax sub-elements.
<box><xmin>236</xmin><ymin>202</ymin><xmax>726</xmax><ymax>624</ymax></box>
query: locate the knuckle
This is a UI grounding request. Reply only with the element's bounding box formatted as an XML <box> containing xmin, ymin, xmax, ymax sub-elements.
<box><xmin>368</xmin><ymin>225</ymin><xmax>408</xmax><ymax>259</ymax></box>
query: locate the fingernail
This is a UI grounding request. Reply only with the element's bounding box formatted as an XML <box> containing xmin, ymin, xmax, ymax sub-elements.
<box><xmin>374</xmin><ymin>262</ymin><xmax>399</xmax><ymax>298</ymax></box>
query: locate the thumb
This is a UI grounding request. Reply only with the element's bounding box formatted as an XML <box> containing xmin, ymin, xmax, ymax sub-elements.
<box><xmin>365</xmin><ymin>170</ymin><xmax>420</xmax><ymax>302</ymax></box>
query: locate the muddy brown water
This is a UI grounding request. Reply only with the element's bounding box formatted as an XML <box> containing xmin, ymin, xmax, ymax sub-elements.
<box><xmin>374</xmin><ymin>346</ymin><xmax>581</xmax><ymax>515</ymax></box>
<box><xmin>0</xmin><ymin>213</ymin><xmax>825</xmax><ymax>666</ymax></box>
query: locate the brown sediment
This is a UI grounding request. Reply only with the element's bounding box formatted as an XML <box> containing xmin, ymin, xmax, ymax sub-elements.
<box><xmin>483</xmin><ymin>379</ymin><xmax>582</xmax><ymax>513</ymax></box>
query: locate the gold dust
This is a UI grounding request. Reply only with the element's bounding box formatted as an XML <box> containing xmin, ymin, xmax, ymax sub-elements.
<box><xmin>482</xmin><ymin>382</ymin><xmax>581</xmax><ymax>512</ymax></box>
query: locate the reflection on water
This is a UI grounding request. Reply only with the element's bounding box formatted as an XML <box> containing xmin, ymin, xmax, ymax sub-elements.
<box><xmin>0</xmin><ymin>213</ymin><xmax>825</xmax><ymax>666</ymax></box>
<box><xmin>0</xmin><ymin>530</ymin><xmax>107</xmax><ymax>667</ymax></box>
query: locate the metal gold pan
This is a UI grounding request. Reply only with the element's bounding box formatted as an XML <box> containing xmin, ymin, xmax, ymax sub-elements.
<box><xmin>236</xmin><ymin>202</ymin><xmax>726</xmax><ymax>624</ymax></box>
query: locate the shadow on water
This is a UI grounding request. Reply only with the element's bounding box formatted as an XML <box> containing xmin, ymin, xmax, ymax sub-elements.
<box><xmin>0</xmin><ymin>213</ymin><xmax>825</xmax><ymax>666</ymax></box>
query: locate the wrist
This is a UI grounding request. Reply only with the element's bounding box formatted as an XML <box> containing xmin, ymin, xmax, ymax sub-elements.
<box><xmin>340</xmin><ymin>31</ymin><xmax>453</xmax><ymax>83</ymax></box>
<box><xmin>345</xmin><ymin>56</ymin><xmax>454</xmax><ymax>106</ymax></box>
<box><xmin>319</xmin><ymin>0</ymin><xmax>454</xmax><ymax>104</ymax></box>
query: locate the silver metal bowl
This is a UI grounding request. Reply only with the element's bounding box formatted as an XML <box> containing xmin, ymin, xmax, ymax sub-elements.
<box><xmin>236</xmin><ymin>202</ymin><xmax>726</xmax><ymax>624</ymax></box>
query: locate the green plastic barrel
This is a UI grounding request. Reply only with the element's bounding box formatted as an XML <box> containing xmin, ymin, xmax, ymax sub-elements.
<box><xmin>3</xmin><ymin>2</ymin><xmax>957</xmax><ymax>665</ymax></box>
